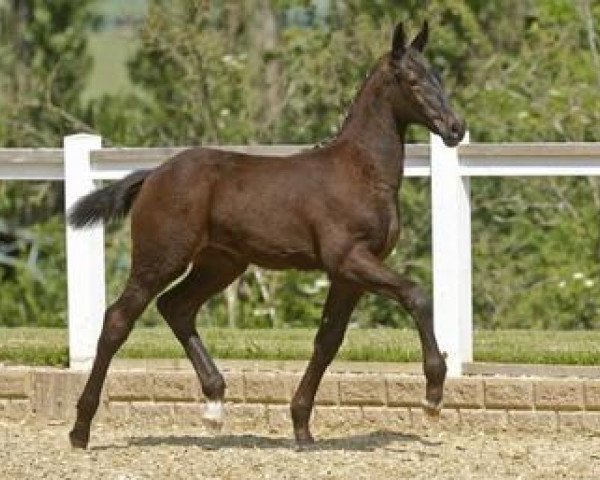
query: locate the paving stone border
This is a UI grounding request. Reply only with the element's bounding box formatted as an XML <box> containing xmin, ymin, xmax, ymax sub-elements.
<box><xmin>2</xmin><ymin>364</ymin><xmax>600</xmax><ymax>434</ymax></box>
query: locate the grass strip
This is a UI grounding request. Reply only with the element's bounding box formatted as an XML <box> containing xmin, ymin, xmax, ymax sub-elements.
<box><xmin>1</xmin><ymin>327</ymin><xmax>599</xmax><ymax>367</ymax></box>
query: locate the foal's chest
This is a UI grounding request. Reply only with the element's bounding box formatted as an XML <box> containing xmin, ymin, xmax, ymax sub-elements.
<box><xmin>361</xmin><ymin>190</ymin><xmax>400</xmax><ymax>259</ymax></box>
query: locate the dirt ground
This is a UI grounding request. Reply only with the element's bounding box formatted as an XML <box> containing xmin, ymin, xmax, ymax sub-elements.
<box><xmin>1</xmin><ymin>419</ymin><xmax>599</xmax><ymax>480</ymax></box>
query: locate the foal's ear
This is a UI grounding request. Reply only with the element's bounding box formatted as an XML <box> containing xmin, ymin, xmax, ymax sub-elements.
<box><xmin>391</xmin><ymin>22</ymin><xmax>406</xmax><ymax>60</ymax></box>
<box><xmin>410</xmin><ymin>20</ymin><xmax>429</xmax><ymax>52</ymax></box>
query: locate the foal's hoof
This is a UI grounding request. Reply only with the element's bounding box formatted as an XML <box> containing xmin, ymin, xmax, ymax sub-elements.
<box><xmin>294</xmin><ymin>429</ymin><xmax>315</xmax><ymax>450</ymax></box>
<box><xmin>295</xmin><ymin>435</ymin><xmax>315</xmax><ymax>451</ymax></box>
<box><xmin>69</xmin><ymin>428</ymin><xmax>89</xmax><ymax>449</ymax></box>
<box><xmin>202</xmin><ymin>400</ymin><xmax>224</xmax><ymax>431</ymax></box>
<box><xmin>202</xmin><ymin>417</ymin><xmax>224</xmax><ymax>431</ymax></box>
<box><xmin>421</xmin><ymin>398</ymin><xmax>442</xmax><ymax>418</ymax></box>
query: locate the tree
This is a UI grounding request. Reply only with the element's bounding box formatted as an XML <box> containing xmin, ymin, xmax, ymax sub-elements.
<box><xmin>3</xmin><ymin>0</ymin><xmax>600</xmax><ymax>330</ymax></box>
<box><xmin>85</xmin><ymin>0</ymin><xmax>600</xmax><ymax>331</ymax></box>
<box><xmin>0</xmin><ymin>0</ymin><xmax>93</xmax><ymax>326</ymax></box>
<box><xmin>0</xmin><ymin>0</ymin><xmax>94</xmax><ymax>147</ymax></box>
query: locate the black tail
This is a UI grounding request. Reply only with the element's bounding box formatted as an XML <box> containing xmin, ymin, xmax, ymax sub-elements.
<box><xmin>68</xmin><ymin>170</ymin><xmax>151</xmax><ymax>228</ymax></box>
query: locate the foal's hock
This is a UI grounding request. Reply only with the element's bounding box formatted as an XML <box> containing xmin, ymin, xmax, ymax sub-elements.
<box><xmin>68</xmin><ymin>20</ymin><xmax>465</xmax><ymax>449</ymax></box>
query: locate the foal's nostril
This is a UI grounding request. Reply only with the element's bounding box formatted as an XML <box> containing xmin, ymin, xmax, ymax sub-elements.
<box><xmin>448</xmin><ymin>119</ymin><xmax>466</xmax><ymax>142</ymax></box>
<box><xmin>450</xmin><ymin>121</ymin><xmax>461</xmax><ymax>136</ymax></box>
<box><xmin>442</xmin><ymin>118</ymin><xmax>465</xmax><ymax>147</ymax></box>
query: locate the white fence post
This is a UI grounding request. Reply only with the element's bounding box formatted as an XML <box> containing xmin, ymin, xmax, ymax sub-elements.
<box><xmin>64</xmin><ymin>134</ymin><xmax>105</xmax><ymax>371</ymax></box>
<box><xmin>430</xmin><ymin>132</ymin><xmax>472</xmax><ymax>377</ymax></box>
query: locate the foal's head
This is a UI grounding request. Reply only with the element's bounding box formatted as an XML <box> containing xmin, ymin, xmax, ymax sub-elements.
<box><xmin>386</xmin><ymin>21</ymin><xmax>466</xmax><ymax>147</ymax></box>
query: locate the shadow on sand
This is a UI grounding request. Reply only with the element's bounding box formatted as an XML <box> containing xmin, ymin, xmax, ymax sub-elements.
<box><xmin>115</xmin><ymin>430</ymin><xmax>441</xmax><ymax>453</ymax></box>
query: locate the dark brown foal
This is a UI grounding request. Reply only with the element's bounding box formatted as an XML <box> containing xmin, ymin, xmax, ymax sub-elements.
<box><xmin>67</xmin><ymin>20</ymin><xmax>465</xmax><ymax>448</ymax></box>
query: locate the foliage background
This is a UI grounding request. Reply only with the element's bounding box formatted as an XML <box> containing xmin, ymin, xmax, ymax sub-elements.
<box><xmin>1</xmin><ymin>0</ymin><xmax>600</xmax><ymax>330</ymax></box>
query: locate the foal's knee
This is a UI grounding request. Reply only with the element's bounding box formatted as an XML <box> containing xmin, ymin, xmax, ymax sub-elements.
<box><xmin>404</xmin><ymin>287</ymin><xmax>432</xmax><ymax>319</ymax></box>
<box><xmin>100</xmin><ymin>307</ymin><xmax>133</xmax><ymax>350</ymax></box>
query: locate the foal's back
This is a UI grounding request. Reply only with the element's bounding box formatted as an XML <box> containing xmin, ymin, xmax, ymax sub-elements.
<box><xmin>131</xmin><ymin>142</ymin><xmax>377</xmax><ymax>270</ymax></box>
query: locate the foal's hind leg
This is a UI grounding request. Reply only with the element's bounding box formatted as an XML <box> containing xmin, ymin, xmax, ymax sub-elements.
<box><xmin>156</xmin><ymin>252</ymin><xmax>247</xmax><ymax>428</ymax></box>
<box><xmin>291</xmin><ymin>280</ymin><xmax>362</xmax><ymax>445</ymax></box>
<box><xmin>69</xmin><ymin>268</ymin><xmax>183</xmax><ymax>449</ymax></box>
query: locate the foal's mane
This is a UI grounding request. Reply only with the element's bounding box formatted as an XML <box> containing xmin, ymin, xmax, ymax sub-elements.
<box><xmin>315</xmin><ymin>54</ymin><xmax>390</xmax><ymax>148</ymax></box>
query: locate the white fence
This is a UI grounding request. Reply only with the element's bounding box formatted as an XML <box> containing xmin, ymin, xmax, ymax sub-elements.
<box><xmin>2</xmin><ymin>134</ymin><xmax>600</xmax><ymax>376</ymax></box>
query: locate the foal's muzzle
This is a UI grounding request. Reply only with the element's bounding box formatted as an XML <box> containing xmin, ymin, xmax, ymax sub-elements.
<box><xmin>438</xmin><ymin>115</ymin><xmax>466</xmax><ymax>148</ymax></box>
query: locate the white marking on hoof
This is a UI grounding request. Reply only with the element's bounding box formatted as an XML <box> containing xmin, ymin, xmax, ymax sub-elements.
<box><xmin>203</xmin><ymin>400</ymin><xmax>224</xmax><ymax>430</ymax></box>
<box><xmin>421</xmin><ymin>398</ymin><xmax>443</xmax><ymax>416</ymax></box>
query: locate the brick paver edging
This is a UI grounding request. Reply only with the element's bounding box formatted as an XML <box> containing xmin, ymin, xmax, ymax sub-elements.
<box><xmin>2</xmin><ymin>366</ymin><xmax>600</xmax><ymax>434</ymax></box>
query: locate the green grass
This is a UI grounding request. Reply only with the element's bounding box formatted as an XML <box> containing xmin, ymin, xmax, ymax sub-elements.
<box><xmin>471</xmin><ymin>330</ymin><xmax>600</xmax><ymax>365</ymax></box>
<box><xmin>1</xmin><ymin>327</ymin><xmax>600</xmax><ymax>367</ymax></box>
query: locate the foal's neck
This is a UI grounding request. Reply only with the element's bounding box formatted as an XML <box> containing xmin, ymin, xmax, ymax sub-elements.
<box><xmin>335</xmin><ymin>66</ymin><xmax>406</xmax><ymax>189</ymax></box>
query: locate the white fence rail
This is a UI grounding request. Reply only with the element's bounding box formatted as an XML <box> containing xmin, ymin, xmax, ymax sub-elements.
<box><xmin>2</xmin><ymin>134</ymin><xmax>600</xmax><ymax>376</ymax></box>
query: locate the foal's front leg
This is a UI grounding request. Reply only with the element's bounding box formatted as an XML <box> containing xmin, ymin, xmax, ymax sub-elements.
<box><xmin>291</xmin><ymin>281</ymin><xmax>362</xmax><ymax>445</ymax></box>
<box><xmin>338</xmin><ymin>244</ymin><xmax>447</xmax><ymax>413</ymax></box>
